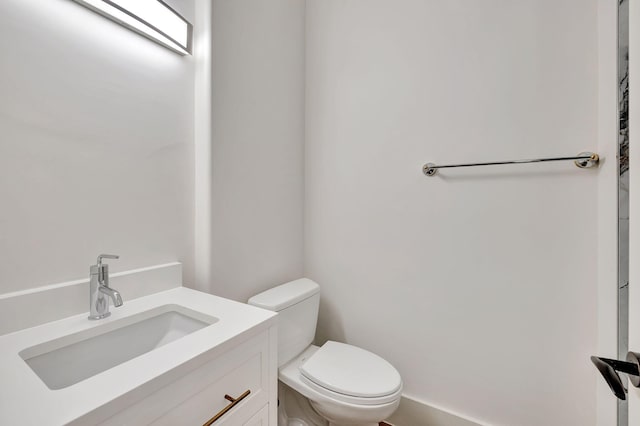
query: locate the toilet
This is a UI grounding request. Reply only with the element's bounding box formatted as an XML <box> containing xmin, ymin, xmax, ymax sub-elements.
<box><xmin>248</xmin><ymin>278</ymin><xmax>402</xmax><ymax>426</ymax></box>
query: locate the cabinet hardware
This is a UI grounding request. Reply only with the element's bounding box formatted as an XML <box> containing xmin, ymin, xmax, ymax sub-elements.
<box><xmin>202</xmin><ymin>389</ymin><xmax>251</xmax><ymax>425</ymax></box>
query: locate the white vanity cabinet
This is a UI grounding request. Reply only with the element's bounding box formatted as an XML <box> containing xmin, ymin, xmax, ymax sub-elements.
<box><xmin>96</xmin><ymin>327</ymin><xmax>277</xmax><ymax>426</ymax></box>
<box><xmin>0</xmin><ymin>286</ymin><xmax>277</xmax><ymax>426</ymax></box>
<box><xmin>243</xmin><ymin>406</ymin><xmax>269</xmax><ymax>426</ymax></box>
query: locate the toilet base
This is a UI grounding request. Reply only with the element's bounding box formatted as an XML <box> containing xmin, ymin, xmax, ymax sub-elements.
<box><xmin>328</xmin><ymin>423</ymin><xmax>378</xmax><ymax>426</ymax></box>
<box><xmin>279</xmin><ymin>382</ymin><xmax>327</xmax><ymax>426</ymax></box>
<box><xmin>310</xmin><ymin>397</ymin><xmax>397</xmax><ymax>426</ymax></box>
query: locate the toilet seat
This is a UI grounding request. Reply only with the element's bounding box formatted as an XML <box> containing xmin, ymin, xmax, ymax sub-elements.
<box><xmin>299</xmin><ymin>341</ymin><xmax>402</xmax><ymax>405</ymax></box>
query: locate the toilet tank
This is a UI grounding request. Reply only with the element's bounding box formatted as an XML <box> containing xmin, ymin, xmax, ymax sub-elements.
<box><xmin>248</xmin><ymin>278</ymin><xmax>320</xmax><ymax>367</ymax></box>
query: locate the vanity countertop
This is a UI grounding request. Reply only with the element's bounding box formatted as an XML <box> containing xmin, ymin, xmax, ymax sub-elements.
<box><xmin>0</xmin><ymin>287</ymin><xmax>277</xmax><ymax>426</ymax></box>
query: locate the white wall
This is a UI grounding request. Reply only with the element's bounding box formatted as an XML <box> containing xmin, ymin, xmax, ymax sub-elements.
<box><xmin>193</xmin><ymin>0</ymin><xmax>306</xmax><ymax>301</ymax></box>
<box><xmin>304</xmin><ymin>1</ymin><xmax>599</xmax><ymax>425</ymax></box>
<box><xmin>0</xmin><ymin>0</ymin><xmax>612</xmax><ymax>423</ymax></box>
<box><xmin>596</xmin><ymin>0</ymin><xmax>619</xmax><ymax>424</ymax></box>
<box><xmin>0</xmin><ymin>0</ymin><xmax>195</xmax><ymax>292</ymax></box>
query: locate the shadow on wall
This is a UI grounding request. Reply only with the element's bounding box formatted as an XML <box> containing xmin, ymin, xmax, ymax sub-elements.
<box><xmin>316</xmin><ymin>297</ymin><xmax>346</xmax><ymax>345</ymax></box>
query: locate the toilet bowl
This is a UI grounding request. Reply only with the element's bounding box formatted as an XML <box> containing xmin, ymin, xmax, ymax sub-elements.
<box><xmin>248</xmin><ymin>279</ymin><xmax>402</xmax><ymax>426</ymax></box>
<box><xmin>280</xmin><ymin>345</ymin><xmax>401</xmax><ymax>426</ymax></box>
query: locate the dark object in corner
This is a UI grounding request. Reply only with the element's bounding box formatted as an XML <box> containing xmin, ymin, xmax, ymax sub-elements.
<box><xmin>591</xmin><ymin>352</ymin><xmax>640</xmax><ymax>400</ymax></box>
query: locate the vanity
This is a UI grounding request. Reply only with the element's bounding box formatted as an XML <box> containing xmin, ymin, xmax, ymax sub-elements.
<box><xmin>0</xmin><ymin>264</ymin><xmax>278</xmax><ymax>426</ymax></box>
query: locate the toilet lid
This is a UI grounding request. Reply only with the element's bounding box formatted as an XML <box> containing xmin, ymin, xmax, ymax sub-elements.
<box><xmin>300</xmin><ymin>341</ymin><xmax>402</xmax><ymax>399</ymax></box>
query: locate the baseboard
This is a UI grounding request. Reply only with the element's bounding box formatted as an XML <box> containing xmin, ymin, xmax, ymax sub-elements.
<box><xmin>386</xmin><ymin>395</ymin><xmax>486</xmax><ymax>426</ymax></box>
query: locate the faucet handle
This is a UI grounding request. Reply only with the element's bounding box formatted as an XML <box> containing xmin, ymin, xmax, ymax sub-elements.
<box><xmin>97</xmin><ymin>254</ymin><xmax>119</xmax><ymax>265</ymax></box>
<box><xmin>96</xmin><ymin>254</ymin><xmax>119</xmax><ymax>286</ymax></box>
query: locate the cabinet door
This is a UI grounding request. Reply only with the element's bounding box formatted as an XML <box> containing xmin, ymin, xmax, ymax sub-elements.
<box><xmin>243</xmin><ymin>405</ymin><xmax>269</xmax><ymax>426</ymax></box>
<box><xmin>99</xmin><ymin>332</ymin><xmax>269</xmax><ymax>426</ymax></box>
<box><xmin>152</xmin><ymin>352</ymin><xmax>262</xmax><ymax>425</ymax></box>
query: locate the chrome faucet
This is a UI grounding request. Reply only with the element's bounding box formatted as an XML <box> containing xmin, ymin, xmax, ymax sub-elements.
<box><xmin>88</xmin><ymin>254</ymin><xmax>123</xmax><ymax>320</ymax></box>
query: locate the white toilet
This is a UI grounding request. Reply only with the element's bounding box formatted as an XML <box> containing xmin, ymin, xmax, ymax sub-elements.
<box><xmin>248</xmin><ymin>278</ymin><xmax>402</xmax><ymax>426</ymax></box>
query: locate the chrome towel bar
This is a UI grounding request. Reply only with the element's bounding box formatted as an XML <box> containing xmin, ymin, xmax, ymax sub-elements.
<box><xmin>422</xmin><ymin>152</ymin><xmax>599</xmax><ymax>176</ymax></box>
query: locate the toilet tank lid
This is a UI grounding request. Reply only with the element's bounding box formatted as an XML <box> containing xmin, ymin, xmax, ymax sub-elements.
<box><xmin>248</xmin><ymin>278</ymin><xmax>320</xmax><ymax>312</ymax></box>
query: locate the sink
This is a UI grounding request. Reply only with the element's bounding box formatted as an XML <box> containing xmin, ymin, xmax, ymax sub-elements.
<box><xmin>19</xmin><ymin>304</ymin><xmax>218</xmax><ymax>390</ymax></box>
<box><xmin>0</xmin><ymin>286</ymin><xmax>277</xmax><ymax>426</ymax></box>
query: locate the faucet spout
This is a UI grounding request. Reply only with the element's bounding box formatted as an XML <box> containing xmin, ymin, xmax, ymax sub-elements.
<box><xmin>99</xmin><ymin>285</ymin><xmax>123</xmax><ymax>307</ymax></box>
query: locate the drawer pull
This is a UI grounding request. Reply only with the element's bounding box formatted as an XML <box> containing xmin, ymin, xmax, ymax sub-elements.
<box><xmin>202</xmin><ymin>390</ymin><xmax>251</xmax><ymax>425</ymax></box>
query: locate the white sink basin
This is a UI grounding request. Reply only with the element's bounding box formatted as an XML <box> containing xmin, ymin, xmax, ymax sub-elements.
<box><xmin>0</xmin><ymin>287</ymin><xmax>277</xmax><ymax>426</ymax></box>
<box><xmin>19</xmin><ymin>304</ymin><xmax>217</xmax><ymax>390</ymax></box>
